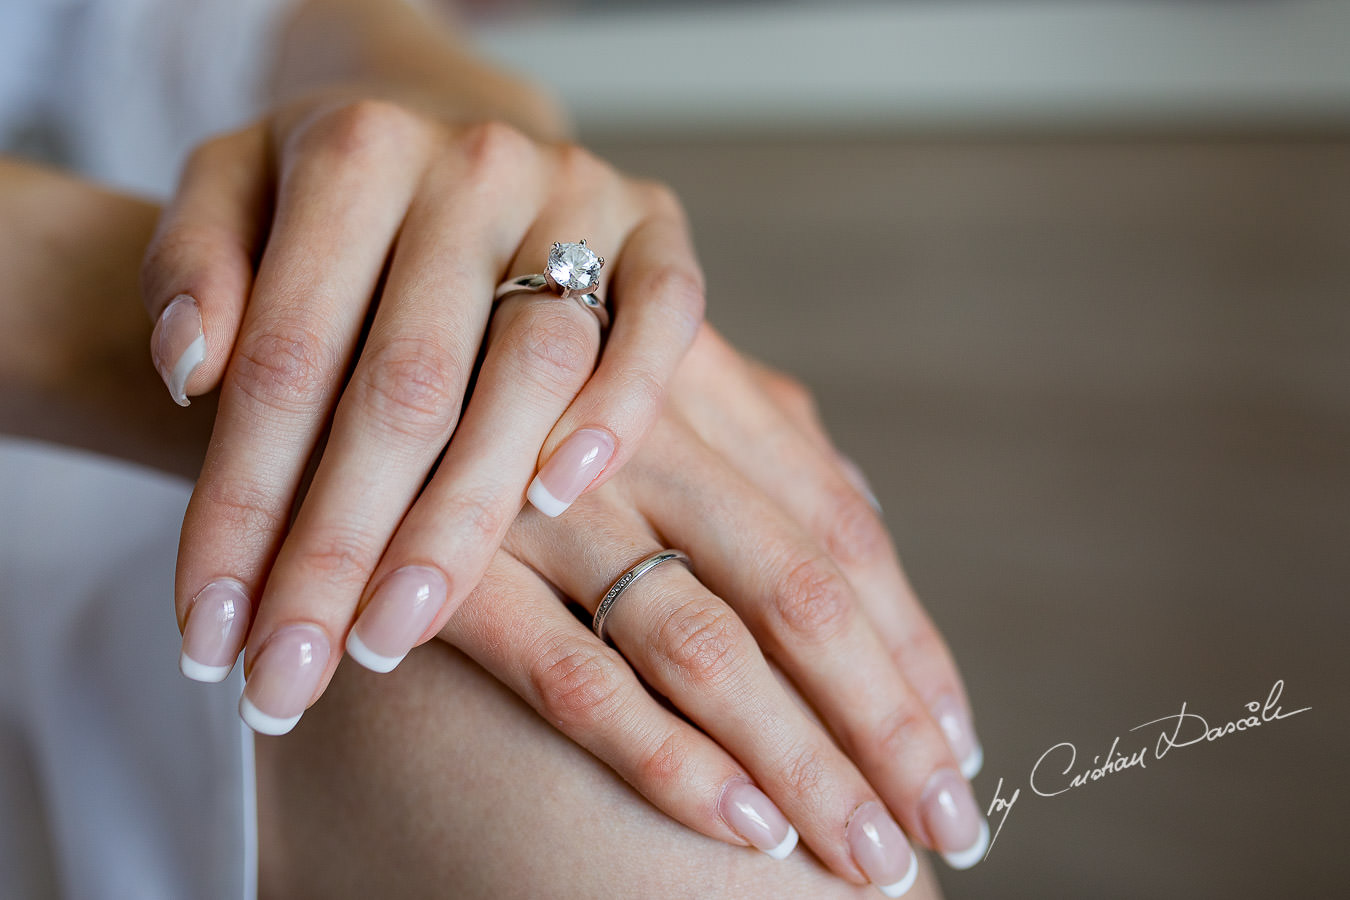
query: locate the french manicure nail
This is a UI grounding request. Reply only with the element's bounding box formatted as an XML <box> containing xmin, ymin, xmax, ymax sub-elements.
<box><xmin>180</xmin><ymin>579</ymin><xmax>252</xmax><ymax>683</ymax></box>
<box><xmin>527</xmin><ymin>428</ymin><xmax>614</xmax><ymax>517</ymax></box>
<box><xmin>346</xmin><ymin>565</ymin><xmax>447</xmax><ymax>673</ymax></box>
<box><xmin>151</xmin><ymin>293</ymin><xmax>205</xmax><ymax>407</ymax></box>
<box><xmin>921</xmin><ymin>769</ymin><xmax>989</xmax><ymax>871</ymax></box>
<box><xmin>719</xmin><ymin>780</ymin><xmax>799</xmax><ymax>860</ymax></box>
<box><xmin>932</xmin><ymin>695</ymin><xmax>984</xmax><ymax>779</ymax></box>
<box><xmin>239</xmin><ymin>625</ymin><xmax>330</xmax><ymax>736</ymax></box>
<box><xmin>846</xmin><ymin>801</ymin><xmax>918</xmax><ymax>897</ymax></box>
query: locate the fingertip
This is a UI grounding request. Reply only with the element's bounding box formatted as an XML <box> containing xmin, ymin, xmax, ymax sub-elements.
<box><xmin>151</xmin><ymin>294</ymin><xmax>206</xmax><ymax>406</ymax></box>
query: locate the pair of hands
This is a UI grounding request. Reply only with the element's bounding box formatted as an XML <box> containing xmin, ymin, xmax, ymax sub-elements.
<box><xmin>142</xmin><ymin>94</ymin><xmax>986</xmax><ymax>891</ymax></box>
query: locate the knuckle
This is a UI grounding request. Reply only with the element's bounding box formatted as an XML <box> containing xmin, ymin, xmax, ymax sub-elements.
<box><xmin>649</xmin><ymin>598</ymin><xmax>748</xmax><ymax>689</ymax></box>
<box><xmin>458</xmin><ymin>120</ymin><xmax>532</xmax><ymax>179</ymax></box>
<box><xmin>775</xmin><ymin>746</ymin><xmax>829</xmax><ymax>800</ymax></box>
<box><xmin>642</xmin><ymin>264</ymin><xmax>707</xmax><ymax>335</ymax></box>
<box><xmin>142</xmin><ymin>222</ymin><xmax>242</xmax><ymax>291</ymax></box>
<box><xmin>609</xmin><ymin>364</ymin><xmax>667</xmax><ymax>420</ymax></box>
<box><xmin>193</xmin><ymin>478</ymin><xmax>287</xmax><ymax>544</ymax></box>
<box><xmin>552</xmin><ymin>141</ymin><xmax>607</xmax><ymax>182</ymax></box>
<box><xmin>230</xmin><ymin>322</ymin><xmax>335</xmax><ymax>414</ymax></box>
<box><xmin>762</xmin><ymin>370</ymin><xmax>816</xmax><ymax>415</ymax></box>
<box><xmin>773</xmin><ymin>556</ymin><xmax>856</xmax><ymax>646</ymax></box>
<box><xmin>891</xmin><ymin>622</ymin><xmax>945</xmax><ymax>670</ymax></box>
<box><xmin>638</xmin><ymin>179</ymin><xmax>686</xmax><ymax>218</ymax></box>
<box><xmin>531</xmin><ymin>641</ymin><xmax>625</xmax><ymax>730</ymax></box>
<box><xmin>352</xmin><ymin>337</ymin><xmax>463</xmax><ymax>440</ymax></box>
<box><xmin>507</xmin><ymin>305</ymin><xmax>597</xmax><ymax>392</ymax></box>
<box><xmin>293</xmin><ymin>98</ymin><xmax>422</xmax><ymax>166</ymax></box>
<box><xmin>293</xmin><ymin>526</ymin><xmax>378</xmax><ymax>587</ymax></box>
<box><xmin>818</xmin><ymin>489</ymin><xmax>888</xmax><ymax>568</ymax></box>
<box><xmin>874</xmin><ymin>703</ymin><xmax>930</xmax><ymax>760</ymax></box>
<box><xmin>440</xmin><ymin>486</ymin><xmax>511</xmax><ymax>549</ymax></box>
<box><xmin>636</xmin><ymin>731</ymin><xmax>688</xmax><ymax>793</ymax></box>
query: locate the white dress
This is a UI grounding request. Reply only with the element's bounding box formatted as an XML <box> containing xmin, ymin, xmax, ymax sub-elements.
<box><xmin>1</xmin><ymin>1</ymin><xmax>297</xmax><ymax>896</ymax></box>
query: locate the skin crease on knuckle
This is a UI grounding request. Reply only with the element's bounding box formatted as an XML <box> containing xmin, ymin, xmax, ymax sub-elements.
<box><xmin>647</xmin><ymin>597</ymin><xmax>751</xmax><ymax>693</ymax></box>
<box><xmin>505</xmin><ymin>304</ymin><xmax>597</xmax><ymax>396</ymax></box>
<box><xmin>772</xmin><ymin>555</ymin><xmax>857</xmax><ymax>648</ymax></box>
<box><xmin>456</xmin><ymin>119</ymin><xmax>536</xmax><ymax>187</ymax></box>
<box><xmin>819</xmin><ymin>488</ymin><xmax>890</xmax><ymax>571</ymax></box>
<box><xmin>351</xmin><ymin>335</ymin><xmax>463</xmax><ymax>442</ymax></box>
<box><xmin>229</xmin><ymin>320</ymin><xmax>337</xmax><ymax>416</ymax></box>
<box><xmin>529</xmin><ymin>641</ymin><xmax>627</xmax><ymax>732</ymax></box>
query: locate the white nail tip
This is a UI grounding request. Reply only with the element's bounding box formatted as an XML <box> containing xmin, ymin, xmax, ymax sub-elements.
<box><xmin>179</xmin><ymin>653</ymin><xmax>231</xmax><ymax>683</ymax></box>
<box><xmin>879</xmin><ymin>847</ymin><xmax>919</xmax><ymax>897</ymax></box>
<box><xmin>526</xmin><ymin>478</ymin><xmax>570</xmax><ymax>518</ymax></box>
<box><xmin>942</xmin><ymin>818</ymin><xmax>990</xmax><ymax>871</ymax></box>
<box><xmin>168</xmin><ymin>332</ymin><xmax>206</xmax><ymax>407</ymax></box>
<box><xmin>345</xmin><ymin>630</ymin><xmax>404</xmax><ymax>674</ymax></box>
<box><xmin>763</xmin><ymin>825</ymin><xmax>799</xmax><ymax>860</ymax></box>
<box><xmin>960</xmin><ymin>742</ymin><xmax>984</xmax><ymax>780</ymax></box>
<box><xmin>238</xmin><ymin>695</ymin><xmax>301</xmax><ymax>736</ymax></box>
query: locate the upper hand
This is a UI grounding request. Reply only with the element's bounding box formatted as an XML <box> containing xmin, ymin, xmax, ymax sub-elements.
<box><xmin>145</xmin><ymin>97</ymin><xmax>705</xmax><ymax>716</ymax></box>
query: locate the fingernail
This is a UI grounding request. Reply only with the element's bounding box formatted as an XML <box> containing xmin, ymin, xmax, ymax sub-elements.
<box><xmin>846</xmin><ymin>801</ymin><xmax>918</xmax><ymax>897</ymax></box>
<box><xmin>719</xmin><ymin>780</ymin><xmax>799</xmax><ymax>860</ymax></box>
<box><xmin>527</xmin><ymin>428</ymin><xmax>614</xmax><ymax>517</ymax></box>
<box><xmin>838</xmin><ymin>454</ymin><xmax>883</xmax><ymax>514</ymax></box>
<box><xmin>179</xmin><ymin>579</ymin><xmax>252</xmax><ymax>683</ymax></box>
<box><xmin>921</xmin><ymin>769</ymin><xmax>989</xmax><ymax>870</ymax></box>
<box><xmin>346</xmin><ymin>565</ymin><xmax>447</xmax><ymax>673</ymax></box>
<box><xmin>151</xmin><ymin>293</ymin><xmax>205</xmax><ymax>407</ymax></box>
<box><xmin>932</xmin><ymin>695</ymin><xmax>984</xmax><ymax>779</ymax></box>
<box><xmin>239</xmin><ymin>624</ymin><xmax>330</xmax><ymax>736</ymax></box>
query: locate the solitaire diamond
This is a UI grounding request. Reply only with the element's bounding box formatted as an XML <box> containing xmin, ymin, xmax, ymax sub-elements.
<box><xmin>546</xmin><ymin>241</ymin><xmax>603</xmax><ymax>294</ymax></box>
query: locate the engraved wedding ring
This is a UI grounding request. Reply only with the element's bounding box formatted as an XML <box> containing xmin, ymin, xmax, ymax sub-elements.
<box><xmin>592</xmin><ymin>549</ymin><xmax>691</xmax><ymax>643</ymax></box>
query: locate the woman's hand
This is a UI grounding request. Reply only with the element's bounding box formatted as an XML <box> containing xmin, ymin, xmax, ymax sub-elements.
<box><xmin>146</xmin><ymin>98</ymin><xmax>705</xmax><ymax>716</ymax></box>
<box><xmin>428</xmin><ymin>324</ymin><xmax>986</xmax><ymax>893</ymax></box>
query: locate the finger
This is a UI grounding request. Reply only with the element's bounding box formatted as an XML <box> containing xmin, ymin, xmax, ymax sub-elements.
<box><xmin>339</xmin><ymin>277</ymin><xmax>605</xmax><ymax>677</ymax></box>
<box><xmin>674</xmin><ymin>328</ymin><xmax>983</xmax><ymax>779</ymax></box>
<box><xmin>340</xmin><ymin>158</ymin><xmax>640</xmax><ymax>675</ymax></box>
<box><xmin>621</xmin><ymin>418</ymin><xmax>990</xmax><ymax>871</ymax></box>
<box><xmin>175</xmin><ymin>103</ymin><xmax>427</xmax><ymax>694</ymax></box>
<box><xmin>526</xmin><ymin>195</ymin><xmax>705</xmax><ymax>518</ymax></box>
<box><xmin>142</xmin><ymin>124</ymin><xmax>269</xmax><ymax>406</ymax></box>
<box><xmin>241</xmin><ymin>123</ymin><xmax>542</xmax><ymax>686</ymax></box>
<box><xmin>443</xmin><ymin>551</ymin><xmax>802</xmax><ymax>861</ymax></box>
<box><xmin>509</xmin><ymin>498</ymin><xmax>921</xmax><ymax>893</ymax></box>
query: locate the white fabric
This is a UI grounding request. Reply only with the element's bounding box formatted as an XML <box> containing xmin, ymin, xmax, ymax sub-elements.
<box><xmin>1</xmin><ymin>1</ymin><xmax>299</xmax><ymax>896</ymax></box>
<box><xmin>0</xmin><ymin>439</ymin><xmax>256</xmax><ymax>900</ymax></box>
<box><xmin>0</xmin><ymin>0</ymin><xmax>294</xmax><ymax>198</ymax></box>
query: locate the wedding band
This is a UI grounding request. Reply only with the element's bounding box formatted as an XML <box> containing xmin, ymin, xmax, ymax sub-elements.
<box><xmin>592</xmin><ymin>549</ymin><xmax>691</xmax><ymax>643</ymax></box>
<box><xmin>494</xmin><ymin>240</ymin><xmax>611</xmax><ymax>329</ymax></box>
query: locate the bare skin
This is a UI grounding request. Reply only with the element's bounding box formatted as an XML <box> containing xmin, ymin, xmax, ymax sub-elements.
<box><xmin>255</xmin><ymin>643</ymin><xmax>944</xmax><ymax>900</ymax></box>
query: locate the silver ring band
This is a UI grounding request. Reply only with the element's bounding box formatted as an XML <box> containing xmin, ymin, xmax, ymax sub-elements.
<box><xmin>592</xmin><ymin>549</ymin><xmax>691</xmax><ymax>643</ymax></box>
<box><xmin>493</xmin><ymin>274</ymin><xmax>611</xmax><ymax>330</ymax></box>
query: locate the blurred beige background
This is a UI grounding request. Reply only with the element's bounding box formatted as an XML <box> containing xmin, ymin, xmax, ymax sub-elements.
<box><xmin>480</xmin><ymin>2</ymin><xmax>1349</xmax><ymax>896</ymax></box>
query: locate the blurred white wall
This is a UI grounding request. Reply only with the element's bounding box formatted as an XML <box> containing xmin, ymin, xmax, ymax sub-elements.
<box><xmin>473</xmin><ymin>0</ymin><xmax>1350</xmax><ymax>134</ymax></box>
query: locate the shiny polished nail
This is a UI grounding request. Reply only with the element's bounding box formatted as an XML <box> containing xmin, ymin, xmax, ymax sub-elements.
<box><xmin>346</xmin><ymin>566</ymin><xmax>446</xmax><ymax>673</ymax></box>
<box><xmin>527</xmin><ymin>428</ymin><xmax>614</xmax><ymax>517</ymax></box>
<box><xmin>179</xmin><ymin>579</ymin><xmax>251</xmax><ymax>683</ymax></box>
<box><xmin>239</xmin><ymin>625</ymin><xmax>330</xmax><ymax>736</ymax></box>
<box><xmin>932</xmin><ymin>695</ymin><xmax>983</xmax><ymax>779</ymax></box>
<box><xmin>921</xmin><ymin>769</ymin><xmax>989</xmax><ymax>870</ymax></box>
<box><xmin>719</xmin><ymin>780</ymin><xmax>798</xmax><ymax>860</ymax></box>
<box><xmin>846</xmin><ymin>801</ymin><xmax>918</xmax><ymax>897</ymax></box>
<box><xmin>151</xmin><ymin>293</ymin><xmax>205</xmax><ymax>407</ymax></box>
